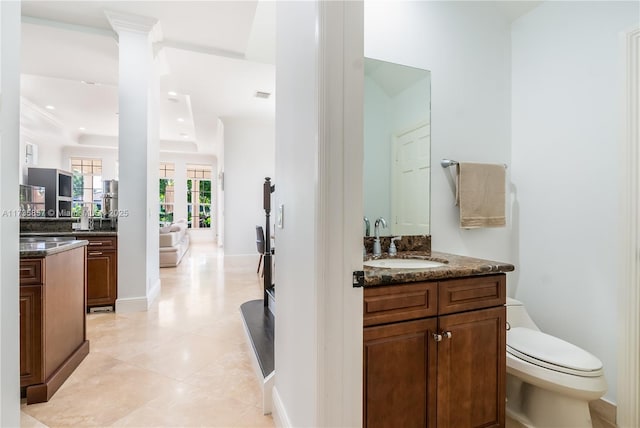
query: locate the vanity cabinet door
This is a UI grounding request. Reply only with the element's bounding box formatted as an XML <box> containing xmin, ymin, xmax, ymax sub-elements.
<box><xmin>363</xmin><ymin>318</ymin><xmax>438</xmax><ymax>428</ymax></box>
<box><xmin>436</xmin><ymin>306</ymin><xmax>506</xmax><ymax>428</ymax></box>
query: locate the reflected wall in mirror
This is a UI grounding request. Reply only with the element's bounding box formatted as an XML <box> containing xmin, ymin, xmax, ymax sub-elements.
<box><xmin>364</xmin><ymin>57</ymin><xmax>431</xmax><ymax>237</ymax></box>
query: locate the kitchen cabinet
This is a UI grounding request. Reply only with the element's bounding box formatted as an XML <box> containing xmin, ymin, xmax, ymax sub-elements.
<box><xmin>27</xmin><ymin>167</ymin><xmax>73</xmax><ymax>217</ymax></box>
<box><xmin>363</xmin><ymin>274</ymin><xmax>506</xmax><ymax>428</ymax></box>
<box><xmin>83</xmin><ymin>235</ymin><xmax>117</xmax><ymax>309</ymax></box>
<box><xmin>19</xmin><ymin>245</ymin><xmax>89</xmax><ymax>404</ymax></box>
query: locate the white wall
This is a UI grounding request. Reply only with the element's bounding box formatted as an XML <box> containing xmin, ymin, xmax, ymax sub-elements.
<box><xmin>365</xmin><ymin>1</ymin><xmax>513</xmax><ymax>265</ymax></box>
<box><xmin>0</xmin><ymin>1</ymin><xmax>21</xmax><ymax>425</ymax></box>
<box><xmin>222</xmin><ymin>118</ymin><xmax>274</xmax><ymax>255</ymax></box>
<box><xmin>274</xmin><ymin>2</ymin><xmax>364</xmax><ymax>426</ymax></box>
<box><xmin>273</xmin><ymin>1</ymin><xmax>319</xmax><ymax>425</ymax></box>
<box><xmin>511</xmin><ymin>1</ymin><xmax>640</xmax><ymax>404</ymax></box>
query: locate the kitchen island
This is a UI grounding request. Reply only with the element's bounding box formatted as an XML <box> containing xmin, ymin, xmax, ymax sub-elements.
<box><xmin>20</xmin><ymin>238</ymin><xmax>89</xmax><ymax>404</ymax></box>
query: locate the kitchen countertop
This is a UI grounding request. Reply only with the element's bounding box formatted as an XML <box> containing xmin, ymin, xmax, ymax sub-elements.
<box><xmin>364</xmin><ymin>251</ymin><xmax>514</xmax><ymax>286</ymax></box>
<box><xmin>20</xmin><ymin>231</ymin><xmax>118</xmax><ymax>237</ymax></box>
<box><xmin>20</xmin><ymin>240</ymin><xmax>89</xmax><ymax>258</ymax></box>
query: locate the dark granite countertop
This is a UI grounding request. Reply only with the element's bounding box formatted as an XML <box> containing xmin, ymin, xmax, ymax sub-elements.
<box><xmin>20</xmin><ymin>231</ymin><xmax>117</xmax><ymax>237</ymax></box>
<box><xmin>20</xmin><ymin>240</ymin><xmax>89</xmax><ymax>258</ymax></box>
<box><xmin>364</xmin><ymin>251</ymin><xmax>514</xmax><ymax>287</ymax></box>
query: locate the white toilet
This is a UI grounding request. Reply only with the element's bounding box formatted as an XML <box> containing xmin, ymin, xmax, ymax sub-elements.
<box><xmin>505</xmin><ymin>298</ymin><xmax>607</xmax><ymax>428</ymax></box>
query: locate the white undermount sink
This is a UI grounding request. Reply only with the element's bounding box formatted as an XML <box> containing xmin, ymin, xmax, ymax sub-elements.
<box><xmin>363</xmin><ymin>258</ymin><xmax>446</xmax><ymax>269</ymax></box>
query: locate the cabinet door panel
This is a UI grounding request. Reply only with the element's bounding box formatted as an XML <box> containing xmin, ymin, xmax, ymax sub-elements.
<box><xmin>364</xmin><ymin>318</ymin><xmax>437</xmax><ymax>428</ymax></box>
<box><xmin>87</xmin><ymin>251</ymin><xmax>116</xmax><ymax>306</ymax></box>
<box><xmin>436</xmin><ymin>306</ymin><xmax>506</xmax><ymax>428</ymax></box>
<box><xmin>20</xmin><ymin>285</ymin><xmax>43</xmax><ymax>386</ymax></box>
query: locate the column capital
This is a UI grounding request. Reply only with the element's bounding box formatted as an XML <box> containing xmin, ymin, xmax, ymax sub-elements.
<box><xmin>105</xmin><ymin>10</ymin><xmax>162</xmax><ymax>41</ymax></box>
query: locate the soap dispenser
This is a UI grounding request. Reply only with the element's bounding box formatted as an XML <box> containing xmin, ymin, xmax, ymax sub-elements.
<box><xmin>388</xmin><ymin>236</ymin><xmax>401</xmax><ymax>256</ymax></box>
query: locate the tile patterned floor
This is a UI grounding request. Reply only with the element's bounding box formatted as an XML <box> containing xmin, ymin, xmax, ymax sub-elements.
<box><xmin>21</xmin><ymin>243</ymin><xmax>274</xmax><ymax>428</ymax></box>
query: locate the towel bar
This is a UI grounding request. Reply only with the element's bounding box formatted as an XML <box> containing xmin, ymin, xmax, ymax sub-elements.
<box><xmin>441</xmin><ymin>159</ymin><xmax>507</xmax><ymax>169</ymax></box>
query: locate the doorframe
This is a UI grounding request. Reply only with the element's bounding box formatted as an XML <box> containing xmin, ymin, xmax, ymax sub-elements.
<box><xmin>618</xmin><ymin>25</ymin><xmax>640</xmax><ymax>427</ymax></box>
<box><xmin>315</xmin><ymin>1</ymin><xmax>364</xmax><ymax>426</ymax></box>
<box><xmin>0</xmin><ymin>1</ymin><xmax>22</xmax><ymax>426</ymax></box>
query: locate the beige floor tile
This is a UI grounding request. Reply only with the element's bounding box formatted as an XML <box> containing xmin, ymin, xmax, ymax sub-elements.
<box><xmin>20</xmin><ymin>411</ymin><xmax>48</xmax><ymax>428</ymax></box>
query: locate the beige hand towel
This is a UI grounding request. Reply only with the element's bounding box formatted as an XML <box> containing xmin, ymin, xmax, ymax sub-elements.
<box><xmin>455</xmin><ymin>162</ymin><xmax>506</xmax><ymax>228</ymax></box>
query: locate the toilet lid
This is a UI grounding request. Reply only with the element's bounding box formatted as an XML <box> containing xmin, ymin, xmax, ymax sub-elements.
<box><xmin>507</xmin><ymin>327</ymin><xmax>604</xmax><ymax>377</ymax></box>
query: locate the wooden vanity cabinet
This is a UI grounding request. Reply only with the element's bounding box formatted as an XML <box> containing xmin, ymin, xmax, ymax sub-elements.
<box><xmin>363</xmin><ymin>274</ymin><xmax>506</xmax><ymax>428</ymax></box>
<box><xmin>82</xmin><ymin>236</ymin><xmax>117</xmax><ymax>309</ymax></box>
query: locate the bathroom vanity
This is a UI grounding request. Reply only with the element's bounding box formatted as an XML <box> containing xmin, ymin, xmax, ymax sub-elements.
<box><xmin>363</xmin><ymin>249</ymin><xmax>514</xmax><ymax>428</ymax></box>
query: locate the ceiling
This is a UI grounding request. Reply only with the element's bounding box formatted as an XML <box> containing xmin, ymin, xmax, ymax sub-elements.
<box><xmin>20</xmin><ymin>0</ymin><xmax>276</xmax><ymax>155</ymax></box>
<box><xmin>20</xmin><ymin>1</ymin><xmax>541</xmax><ymax>156</ymax></box>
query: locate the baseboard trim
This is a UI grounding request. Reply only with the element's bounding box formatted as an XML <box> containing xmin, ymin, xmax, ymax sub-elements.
<box><xmin>148</xmin><ymin>277</ymin><xmax>161</xmax><ymax>307</ymax></box>
<box><xmin>115</xmin><ymin>278</ymin><xmax>161</xmax><ymax>313</ymax></box>
<box><xmin>115</xmin><ymin>297</ymin><xmax>148</xmax><ymax>313</ymax></box>
<box><xmin>272</xmin><ymin>386</ymin><xmax>291</xmax><ymax>428</ymax></box>
<box><xmin>589</xmin><ymin>398</ymin><xmax>616</xmax><ymax>428</ymax></box>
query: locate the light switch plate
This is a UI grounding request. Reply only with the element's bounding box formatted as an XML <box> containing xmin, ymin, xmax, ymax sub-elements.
<box><xmin>278</xmin><ymin>204</ymin><xmax>284</xmax><ymax>228</ymax></box>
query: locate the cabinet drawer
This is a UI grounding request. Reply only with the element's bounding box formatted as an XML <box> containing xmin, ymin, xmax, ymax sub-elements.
<box><xmin>364</xmin><ymin>282</ymin><xmax>438</xmax><ymax>327</ymax></box>
<box><xmin>438</xmin><ymin>274</ymin><xmax>505</xmax><ymax>315</ymax></box>
<box><xmin>20</xmin><ymin>260</ymin><xmax>43</xmax><ymax>285</ymax></box>
<box><xmin>81</xmin><ymin>236</ymin><xmax>117</xmax><ymax>251</ymax></box>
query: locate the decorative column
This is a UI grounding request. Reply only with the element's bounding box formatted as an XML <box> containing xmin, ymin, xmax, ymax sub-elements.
<box><xmin>105</xmin><ymin>11</ymin><xmax>161</xmax><ymax>312</ymax></box>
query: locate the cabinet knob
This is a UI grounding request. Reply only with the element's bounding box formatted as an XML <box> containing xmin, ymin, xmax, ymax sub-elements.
<box><xmin>433</xmin><ymin>333</ymin><xmax>443</xmax><ymax>342</ymax></box>
<box><xmin>442</xmin><ymin>331</ymin><xmax>452</xmax><ymax>339</ymax></box>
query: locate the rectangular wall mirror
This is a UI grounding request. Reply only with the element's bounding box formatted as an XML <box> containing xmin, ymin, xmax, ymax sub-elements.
<box><xmin>364</xmin><ymin>57</ymin><xmax>431</xmax><ymax>237</ymax></box>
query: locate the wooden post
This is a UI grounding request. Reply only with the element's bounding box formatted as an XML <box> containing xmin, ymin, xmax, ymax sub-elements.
<box><xmin>263</xmin><ymin>177</ymin><xmax>275</xmax><ymax>305</ymax></box>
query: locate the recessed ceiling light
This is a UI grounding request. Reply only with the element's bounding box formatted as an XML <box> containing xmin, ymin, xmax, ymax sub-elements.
<box><xmin>168</xmin><ymin>91</ymin><xmax>178</xmax><ymax>96</ymax></box>
<box><xmin>45</xmin><ymin>105</ymin><xmax>55</xmax><ymax>110</ymax></box>
<box><xmin>177</xmin><ymin>118</ymin><xmax>185</xmax><ymax>123</ymax></box>
<box><xmin>78</xmin><ymin>127</ymin><xmax>86</xmax><ymax>131</ymax></box>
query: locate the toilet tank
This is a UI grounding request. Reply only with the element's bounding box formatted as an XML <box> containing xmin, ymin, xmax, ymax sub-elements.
<box><xmin>506</xmin><ymin>297</ymin><xmax>540</xmax><ymax>331</ymax></box>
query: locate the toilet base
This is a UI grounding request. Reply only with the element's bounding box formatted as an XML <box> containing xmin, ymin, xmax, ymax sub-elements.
<box><xmin>507</xmin><ymin>375</ymin><xmax>594</xmax><ymax>428</ymax></box>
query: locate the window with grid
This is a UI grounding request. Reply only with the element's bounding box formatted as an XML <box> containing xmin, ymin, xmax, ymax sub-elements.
<box><xmin>159</xmin><ymin>162</ymin><xmax>175</xmax><ymax>225</ymax></box>
<box><xmin>71</xmin><ymin>158</ymin><xmax>103</xmax><ymax>217</ymax></box>
<box><xmin>187</xmin><ymin>165</ymin><xmax>212</xmax><ymax>229</ymax></box>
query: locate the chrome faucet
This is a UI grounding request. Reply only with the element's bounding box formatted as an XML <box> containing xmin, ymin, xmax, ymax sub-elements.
<box><xmin>363</xmin><ymin>216</ymin><xmax>370</xmax><ymax>237</ymax></box>
<box><xmin>373</xmin><ymin>217</ymin><xmax>387</xmax><ymax>256</ymax></box>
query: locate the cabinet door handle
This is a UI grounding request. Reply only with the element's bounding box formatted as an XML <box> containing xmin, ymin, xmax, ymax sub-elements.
<box><xmin>89</xmin><ymin>242</ymin><xmax>103</xmax><ymax>246</ymax></box>
<box><xmin>89</xmin><ymin>251</ymin><xmax>103</xmax><ymax>256</ymax></box>
<box><xmin>433</xmin><ymin>333</ymin><xmax>443</xmax><ymax>342</ymax></box>
<box><xmin>442</xmin><ymin>331</ymin><xmax>452</xmax><ymax>339</ymax></box>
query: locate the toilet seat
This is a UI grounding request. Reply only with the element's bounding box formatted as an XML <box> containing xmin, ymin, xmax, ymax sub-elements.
<box><xmin>507</xmin><ymin>327</ymin><xmax>604</xmax><ymax>377</ymax></box>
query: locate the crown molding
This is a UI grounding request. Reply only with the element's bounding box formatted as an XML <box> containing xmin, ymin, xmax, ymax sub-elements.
<box><xmin>104</xmin><ymin>10</ymin><xmax>162</xmax><ymax>42</ymax></box>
